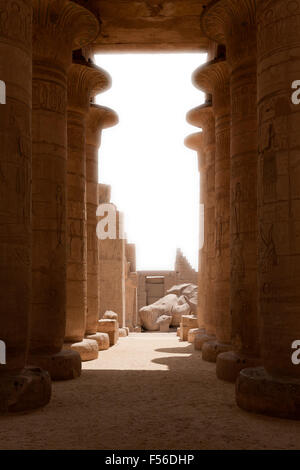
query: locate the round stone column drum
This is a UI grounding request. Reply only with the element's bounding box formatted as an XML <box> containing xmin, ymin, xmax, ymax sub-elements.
<box><xmin>201</xmin><ymin>0</ymin><xmax>260</xmax><ymax>379</ymax></box>
<box><xmin>64</xmin><ymin>54</ymin><xmax>110</xmax><ymax>361</ymax></box>
<box><xmin>29</xmin><ymin>0</ymin><xmax>99</xmax><ymax>379</ymax></box>
<box><xmin>193</xmin><ymin>58</ymin><xmax>232</xmax><ymax>363</ymax></box>
<box><xmin>0</xmin><ymin>0</ymin><xmax>52</xmax><ymax>412</ymax></box>
<box><xmin>186</xmin><ymin>103</ymin><xmax>217</xmax><ymax>350</ymax></box>
<box><xmin>85</xmin><ymin>104</ymin><xmax>118</xmax><ymax>343</ymax></box>
<box><xmin>236</xmin><ymin>0</ymin><xmax>300</xmax><ymax>418</ymax></box>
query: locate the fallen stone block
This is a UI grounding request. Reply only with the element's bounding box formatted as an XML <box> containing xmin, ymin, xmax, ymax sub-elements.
<box><xmin>180</xmin><ymin>315</ymin><xmax>198</xmax><ymax>341</ymax></box>
<box><xmin>103</xmin><ymin>311</ymin><xmax>119</xmax><ymax>321</ymax></box>
<box><xmin>63</xmin><ymin>339</ymin><xmax>99</xmax><ymax>362</ymax></box>
<box><xmin>98</xmin><ymin>319</ymin><xmax>119</xmax><ymax>346</ymax></box>
<box><xmin>188</xmin><ymin>328</ymin><xmax>204</xmax><ymax>343</ymax></box>
<box><xmin>86</xmin><ymin>332</ymin><xmax>110</xmax><ymax>351</ymax></box>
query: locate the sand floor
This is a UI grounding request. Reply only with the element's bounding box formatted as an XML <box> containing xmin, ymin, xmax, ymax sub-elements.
<box><xmin>1</xmin><ymin>332</ymin><xmax>300</xmax><ymax>450</ymax></box>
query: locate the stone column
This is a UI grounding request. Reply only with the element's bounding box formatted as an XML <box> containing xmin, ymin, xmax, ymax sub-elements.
<box><xmin>184</xmin><ymin>130</ymin><xmax>205</xmax><ymax>334</ymax></box>
<box><xmin>85</xmin><ymin>104</ymin><xmax>118</xmax><ymax>341</ymax></box>
<box><xmin>201</xmin><ymin>0</ymin><xmax>260</xmax><ymax>379</ymax></box>
<box><xmin>64</xmin><ymin>55</ymin><xmax>110</xmax><ymax>361</ymax></box>
<box><xmin>235</xmin><ymin>0</ymin><xmax>300</xmax><ymax>419</ymax></box>
<box><xmin>0</xmin><ymin>0</ymin><xmax>51</xmax><ymax>412</ymax></box>
<box><xmin>29</xmin><ymin>0</ymin><xmax>99</xmax><ymax>379</ymax></box>
<box><xmin>186</xmin><ymin>102</ymin><xmax>217</xmax><ymax>349</ymax></box>
<box><xmin>192</xmin><ymin>58</ymin><xmax>232</xmax><ymax>363</ymax></box>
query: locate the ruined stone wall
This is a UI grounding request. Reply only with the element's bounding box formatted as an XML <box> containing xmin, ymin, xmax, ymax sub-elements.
<box><xmin>137</xmin><ymin>253</ymin><xmax>198</xmax><ymax>312</ymax></box>
<box><xmin>174</xmin><ymin>248</ymin><xmax>198</xmax><ymax>286</ymax></box>
<box><xmin>125</xmin><ymin>244</ymin><xmax>138</xmax><ymax>331</ymax></box>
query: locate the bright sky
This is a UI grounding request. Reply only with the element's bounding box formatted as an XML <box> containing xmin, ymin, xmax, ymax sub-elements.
<box><xmin>95</xmin><ymin>53</ymin><xmax>207</xmax><ymax>271</ymax></box>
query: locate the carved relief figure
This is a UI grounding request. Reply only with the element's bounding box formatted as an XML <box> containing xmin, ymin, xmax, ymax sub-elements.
<box><xmin>260</xmin><ymin>224</ymin><xmax>278</xmax><ymax>273</ymax></box>
<box><xmin>231</xmin><ymin>237</ymin><xmax>245</xmax><ymax>283</ymax></box>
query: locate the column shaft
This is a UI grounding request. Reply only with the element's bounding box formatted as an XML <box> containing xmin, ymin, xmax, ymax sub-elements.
<box><xmin>192</xmin><ymin>59</ymin><xmax>231</xmax><ymax>361</ymax></box>
<box><xmin>0</xmin><ymin>0</ymin><xmax>51</xmax><ymax>412</ymax></box>
<box><xmin>201</xmin><ymin>0</ymin><xmax>260</xmax><ymax>379</ymax></box>
<box><xmin>204</xmin><ymin>115</ymin><xmax>217</xmax><ymax>338</ymax></box>
<box><xmin>29</xmin><ymin>0</ymin><xmax>99</xmax><ymax>379</ymax></box>
<box><xmin>0</xmin><ymin>0</ymin><xmax>32</xmax><ymax>373</ymax></box>
<box><xmin>85</xmin><ymin>120</ymin><xmax>100</xmax><ymax>335</ymax></box>
<box><xmin>236</xmin><ymin>0</ymin><xmax>300</xmax><ymax>419</ymax></box>
<box><xmin>64</xmin><ymin>57</ymin><xmax>110</xmax><ymax>361</ymax></box>
<box><xmin>86</xmin><ymin>105</ymin><xmax>118</xmax><ymax>335</ymax></box>
<box><xmin>229</xmin><ymin>23</ymin><xmax>259</xmax><ymax>364</ymax></box>
<box><xmin>186</xmin><ymin>104</ymin><xmax>217</xmax><ymax>349</ymax></box>
<box><xmin>212</xmin><ymin>71</ymin><xmax>231</xmax><ymax>349</ymax></box>
<box><xmin>65</xmin><ymin>108</ymin><xmax>87</xmax><ymax>341</ymax></box>
<box><xmin>31</xmin><ymin>60</ymin><xmax>68</xmax><ymax>354</ymax></box>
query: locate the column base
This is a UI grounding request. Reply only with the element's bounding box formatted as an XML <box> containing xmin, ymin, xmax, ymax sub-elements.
<box><xmin>194</xmin><ymin>333</ymin><xmax>216</xmax><ymax>351</ymax></box>
<box><xmin>216</xmin><ymin>351</ymin><xmax>261</xmax><ymax>383</ymax></box>
<box><xmin>119</xmin><ymin>328</ymin><xmax>129</xmax><ymax>337</ymax></box>
<box><xmin>63</xmin><ymin>339</ymin><xmax>99</xmax><ymax>362</ymax></box>
<box><xmin>98</xmin><ymin>319</ymin><xmax>119</xmax><ymax>346</ymax></box>
<box><xmin>202</xmin><ymin>340</ymin><xmax>232</xmax><ymax>363</ymax></box>
<box><xmin>236</xmin><ymin>367</ymin><xmax>300</xmax><ymax>420</ymax></box>
<box><xmin>86</xmin><ymin>333</ymin><xmax>110</xmax><ymax>351</ymax></box>
<box><xmin>188</xmin><ymin>328</ymin><xmax>205</xmax><ymax>343</ymax></box>
<box><xmin>29</xmin><ymin>350</ymin><xmax>81</xmax><ymax>381</ymax></box>
<box><xmin>0</xmin><ymin>367</ymin><xmax>51</xmax><ymax>413</ymax></box>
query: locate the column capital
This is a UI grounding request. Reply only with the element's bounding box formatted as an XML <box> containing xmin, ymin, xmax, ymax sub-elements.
<box><xmin>86</xmin><ymin>104</ymin><xmax>119</xmax><ymax>146</ymax></box>
<box><xmin>184</xmin><ymin>132</ymin><xmax>203</xmax><ymax>172</ymax></box>
<box><xmin>67</xmin><ymin>57</ymin><xmax>111</xmax><ymax>112</ymax></box>
<box><xmin>193</xmin><ymin>58</ymin><xmax>229</xmax><ymax>98</ymax></box>
<box><xmin>87</xmin><ymin>104</ymin><xmax>119</xmax><ymax>133</ymax></box>
<box><xmin>184</xmin><ymin>132</ymin><xmax>203</xmax><ymax>152</ymax></box>
<box><xmin>201</xmin><ymin>0</ymin><xmax>256</xmax><ymax>42</ymax></box>
<box><xmin>201</xmin><ymin>0</ymin><xmax>256</xmax><ymax>67</ymax></box>
<box><xmin>186</xmin><ymin>103</ymin><xmax>214</xmax><ymax>133</ymax></box>
<box><xmin>32</xmin><ymin>0</ymin><xmax>99</xmax><ymax>66</ymax></box>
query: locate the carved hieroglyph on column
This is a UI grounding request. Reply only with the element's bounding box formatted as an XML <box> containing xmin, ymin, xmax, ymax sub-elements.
<box><xmin>201</xmin><ymin>0</ymin><xmax>260</xmax><ymax>379</ymax></box>
<box><xmin>64</xmin><ymin>54</ymin><xmax>111</xmax><ymax>361</ymax></box>
<box><xmin>193</xmin><ymin>58</ymin><xmax>232</xmax><ymax>363</ymax></box>
<box><xmin>235</xmin><ymin>0</ymin><xmax>300</xmax><ymax>419</ymax></box>
<box><xmin>85</xmin><ymin>104</ymin><xmax>118</xmax><ymax>340</ymax></box>
<box><xmin>29</xmin><ymin>0</ymin><xmax>99</xmax><ymax>379</ymax></box>
<box><xmin>186</xmin><ymin>102</ymin><xmax>217</xmax><ymax>350</ymax></box>
<box><xmin>0</xmin><ymin>0</ymin><xmax>51</xmax><ymax>412</ymax></box>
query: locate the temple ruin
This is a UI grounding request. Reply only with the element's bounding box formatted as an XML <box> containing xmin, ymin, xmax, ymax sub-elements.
<box><xmin>1</xmin><ymin>0</ymin><xmax>300</xmax><ymax>449</ymax></box>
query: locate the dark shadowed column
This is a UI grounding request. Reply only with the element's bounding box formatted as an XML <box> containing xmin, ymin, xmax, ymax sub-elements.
<box><xmin>193</xmin><ymin>58</ymin><xmax>231</xmax><ymax>363</ymax></box>
<box><xmin>186</xmin><ymin>102</ymin><xmax>217</xmax><ymax>350</ymax></box>
<box><xmin>0</xmin><ymin>0</ymin><xmax>51</xmax><ymax>412</ymax></box>
<box><xmin>64</xmin><ymin>54</ymin><xmax>110</xmax><ymax>361</ymax></box>
<box><xmin>201</xmin><ymin>0</ymin><xmax>260</xmax><ymax>380</ymax></box>
<box><xmin>29</xmin><ymin>0</ymin><xmax>99</xmax><ymax>379</ymax></box>
<box><xmin>235</xmin><ymin>0</ymin><xmax>300</xmax><ymax>418</ymax></box>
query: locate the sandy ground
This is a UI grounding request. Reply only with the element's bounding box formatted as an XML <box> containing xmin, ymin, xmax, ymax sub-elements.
<box><xmin>1</xmin><ymin>332</ymin><xmax>300</xmax><ymax>450</ymax></box>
